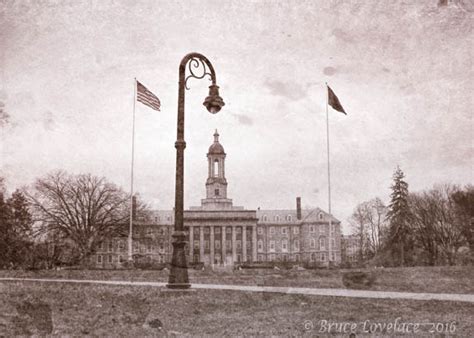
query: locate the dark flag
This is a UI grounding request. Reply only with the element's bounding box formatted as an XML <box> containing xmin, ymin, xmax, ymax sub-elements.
<box><xmin>137</xmin><ymin>81</ymin><xmax>161</xmax><ymax>111</ymax></box>
<box><xmin>327</xmin><ymin>85</ymin><xmax>346</xmax><ymax>115</ymax></box>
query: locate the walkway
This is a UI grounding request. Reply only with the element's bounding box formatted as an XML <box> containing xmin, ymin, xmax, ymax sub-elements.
<box><xmin>1</xmin><ymin>277</ymin><xmax>473</xmax><ymax>303</ymax></box>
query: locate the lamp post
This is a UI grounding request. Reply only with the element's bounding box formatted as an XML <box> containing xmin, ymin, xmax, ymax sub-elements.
<box><xmin>167</xmin><ymin>53</ymin><xmax>225</xmax><ymax>289</ymax></box>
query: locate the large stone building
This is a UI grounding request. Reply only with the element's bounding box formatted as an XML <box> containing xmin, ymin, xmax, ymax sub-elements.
<box><xmin>94</xmin><ymin>131</ymin><xmax>341</xmax><ymax>268</ymax></box>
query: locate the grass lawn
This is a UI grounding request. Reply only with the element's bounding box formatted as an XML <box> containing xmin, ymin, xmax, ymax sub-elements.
<box><xmin>0</xmin><ymin>281</ymin><xmax>473</xmax><ymax>336</ymax></box>
<box><xmin>1</xmin><ymin>265</ymin><xmax>474</xmax><ymax>294</ymax></box>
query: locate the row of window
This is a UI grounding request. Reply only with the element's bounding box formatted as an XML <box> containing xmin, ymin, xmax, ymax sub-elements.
<box><xmin>259</xmin><ymin>238</ymin><xmax>336</xmax><ymax>252</ymax></box>
<box><xmin>98</xmin><ymin>241</ymin><xmax>167</xmax><ymax>252</ymax></box>
<box><xmin>96</xmin><ymin>254</ymin><xmax>167</xmax><ymax>264</ymax></box>
<box><xmin>257</xmin><ymin>252</ymin><xmax>337</xmax><ymax>262</ymax></box>
<box><xmin>257</xmin><ymin>224</ymin><xmax>336</xmax><ymax>236</ymax></box>
<box><xmin>259</xmin><ymin>212</ymin><xmax>326</xmax><ymax>222</ymax></box>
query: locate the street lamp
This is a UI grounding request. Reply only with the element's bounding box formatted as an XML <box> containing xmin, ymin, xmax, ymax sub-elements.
<box><xmin>167</xmin><ymin>53</ymin><xmax>225</xmax><ymax>289</ymax></box>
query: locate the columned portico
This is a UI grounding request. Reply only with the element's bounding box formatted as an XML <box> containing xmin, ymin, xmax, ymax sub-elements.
<box><xmin>183</xmin><ymin>131</ymin><xmax>258</xmax><ymax>268</ymax></box>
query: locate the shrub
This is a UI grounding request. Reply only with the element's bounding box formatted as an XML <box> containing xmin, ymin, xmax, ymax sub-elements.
<box><xmin>342</xmin><ymin>271</ymin><xmax>376</xmax><ymax>289</ymax></box>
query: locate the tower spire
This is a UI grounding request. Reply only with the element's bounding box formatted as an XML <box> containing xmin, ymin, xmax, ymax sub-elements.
<box><xmin>214</xmin><ymin>129</ymin><xmax>219</xmax><ymax>142</ymax></box>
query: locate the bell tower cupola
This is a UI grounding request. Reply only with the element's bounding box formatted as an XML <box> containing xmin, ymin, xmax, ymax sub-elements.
<box><xmin>199</xmin><ymin>130</ymin><xmax>234</xmax><ymax>210</ymax></box>
<box><xmin>206</xmin><ymin>129</ymin><xmax>227</xmax><ymax>198</ymax></box>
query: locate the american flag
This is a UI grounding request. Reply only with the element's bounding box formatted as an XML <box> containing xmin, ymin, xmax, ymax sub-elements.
<box><xmin>137</xmin><ymin>81</ymin><xmax>161</xmax><ymax>111</ymax></box>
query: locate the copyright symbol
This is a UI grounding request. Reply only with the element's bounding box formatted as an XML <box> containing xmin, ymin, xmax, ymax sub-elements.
<box><xmin>303</xmin><ymin>320</ymin><xmax>314</xmax><ymax>331</ymax></box>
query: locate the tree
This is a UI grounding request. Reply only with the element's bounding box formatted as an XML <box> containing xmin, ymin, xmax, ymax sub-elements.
<box><xmin>451</xmin><ymin>185</ymin><xmax>474</xmax><ymax>253</ymax></box>
<box><xmin>408</xmin><ymin>192</ymin><xmax>439</xmax><ymax>265</ymax></box>
<box><xmin>0</xmin><ymin>188</ymin><xmax>34</xmax><ymax>268</ymax></box>
<box><xmin>386</xmin><ymin>166</ymin><xmax>411</xmax><ymax>266</ymax></box>
<box><xmin>27</xmin><ymin>171</ymin><xmax>141</xmax><ymax>264</ymax></box>
<box><xmin>350</xmin><ymin>198</ymin><xmax>388</xmax><ymax>263</ymax></box>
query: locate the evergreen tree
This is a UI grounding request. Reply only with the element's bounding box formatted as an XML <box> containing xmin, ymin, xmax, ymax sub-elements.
<box><xmin>386</xmin><ymin>166</ymin><xmax>411</xmax><ymax>266</ymax></box>
<box><xmin>0</xmin><ymin>189</ymin><xmax>34</xmax><ymax>268</ymax></box>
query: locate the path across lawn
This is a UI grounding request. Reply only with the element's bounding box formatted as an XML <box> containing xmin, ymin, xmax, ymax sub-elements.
<box><xmin>1</xmin><ymin>277</ymin><xmax>473</xmax><ymax>303</ymax></box>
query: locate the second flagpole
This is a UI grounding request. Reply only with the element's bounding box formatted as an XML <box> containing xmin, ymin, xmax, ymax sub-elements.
<box><xmin>325</xmin><ymin>83</ymin><xmax>333</xmax><ymax>254</ymax></box>
<box><xmin>128</xmin><ymin>78</ymin><xmax>137</xmax><ymax>262</ymax></box>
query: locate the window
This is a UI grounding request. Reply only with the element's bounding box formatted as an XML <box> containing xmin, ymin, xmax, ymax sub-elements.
<box><xmin>205</xmin><ymin>241</ymin><xmax>209</xmax><ymax>249</ymax></box>
<box><xmin>236</xmin><ymin>240</ymin><xmax>241</xmax><ymax>249</ymax></box>
<box><xmin>283</xmin><ymin>254</ymin><xmax>288</xmax><ymax>262</ymax></box>
<box><xmin>269</xmin><ymin>254</ymin><xmax>276</xmax><ymax>261</ymax></box>
<box><xmin>147</xmin><ymin>243</ymin><xmax>152</xmax><ymax>253</ymax></box>
<box><xmin>215</xmin><ymin>188</ymin><xmax>220</xmax><ymax>196</ymax></box>
<box><xmin>320</xmin><ymin>253</ymin><xmax>326</xmax><ymax>261</ymax></box>
<box><xmin>237</xmin><ymin>254</ymin><xmax>241</xmax><ymax>262</ymax></box>
<box><xmin>293</xmin><ymin>227</ymin><xmax>299</xmax><ymax>234</ymax></box>
<box><xmin>119</xmin><ymin>255</ymin><xmax>124</xmax><ymax>263</ymax></box>
<box><xmin>257</xmin><ymin>227</ymin><xmax>263</xmax><ymax>235</ymax></box>
<box><xmin>294</xmin><ymin>239</ymin><xmax>300</xmax><ymax>252</ymax></box>
<box><xmin>155</xmin><ymin>216</ymin><xmax>159</xmax><ymax>223</ymax></box>
<box><xmin>263</xmin><ymin>215</ymin><xmax>268</xmax><ymax>222</ymax></box>
<box><xmin>286</xmin><ymin>215</ymin><xmax>292</xmax><ymax>221</ymax></box>
<box><xmin>330</xmin><ymin>252</ymin><xmax>335</xmax><ymax>261</ymax></box>
<box><xmin>282</xmin><ymin>240</ymin><xmax>288</xmax><ymax>252</ymax></box>
<box><xmin>97</xmin><ymin>255</ymin><xmax>102</xmax><ymax>263</ymax></box>
<box><xmin>204</xmin><ymin>227</ymin><xmax>210</xmax><ymax>234</ymax></box>
<box><xmin>226</xmin><ymin>240</ymin><xmax>231</xmax><ymax>249</ymax></box>
<box><xmin>226</xmin><ymin>227</ymin><xmax>231</xmax><ymax>234</ymax></box>
<box><xmin>257</xmin><ymin>240</ymin><xmax>263</xmax><ymax>252</ymax></box>
<box><xmin>108</xmin><ymin>255</ymin><xmax>113</xmax><ymax>263</ymax></box>
<box><xmin>215</xmin><ymin>227</ymin><xmax>221</xmax><ymax>234</ymax></box>
<box><xmin>320</xmin><ymin>237</ymin><xmax>326</xmax><ymax>250</ymax></box>
<box><xmin>270</xmin><ymin>227</ymin><xmax>275</xmax><ymax>235</ymax></box>
<box><xmin>159</xmin><ymin>244</ymin><xmax>165</xmax><ymax>253</ymax></box>
<box><xmin>258</xmin><ymin>254</ymin><xmax>264</xmax><ymax>262</ymax></box>
<box><xmin>146</xmin><ymin>228</ymin><xmax>153</xmax><ymax>236</ymax></box>
<box><xmin>310</xmin><ymin>239</ymin><xmax>316</xmax><ymax>248</ymax></box>
<box><xmin>167</xmin><ymin>216</ymin><xmax>171</xmax><ymax>221</ymax></box>
<box><xmin>330</xmin><ymin>238</ymin><xmax>335</xmax><ymax>250</ymax></box>
<box><xmin>295</xmin><ymin>254</ymin><xmax>300</xmax><ymax>262</ymax></box>
<box><xmin>319</xmin><ymin>212</ymin><xmax>323</xmax><ymax>220</ymax></box>
<box><xmin>236</xmin><ymin>227</ymin><xmax>241</xmax><ymax>234</ymax></box>
<box><xmin>309</xmin><ymin>225</ymin><xmax>315</xmax><ymax>233</ymax></box>
<box><xmin>311</xmin><ymin>253</ymin><xmax>316</xmax><ymax>261</ymax></box>
<box><xmin>194</xmin><ymin>240</ymin><xmax>200</xmax><ymax>249</ymax></box>
<box><xmin>214</xmin><ymin>159</ymin><xmax>219</xmax><ymax>177</ymax></box>
<box><xmin>281</xmin><ymin>227</ymin><xmax>287</xmax><ymax>235</ymax></box>
<box><xmin>275</xmin><ymin>215</ymin><xmax>280</xmax><ymax>222</ymax></box>
<box><xmin>269</xmin><ymin>240</ymin><xmax>275</xmax><ymax>252</ymax></box>
<box><xmin>134</xmin><ymin>245</ymin><xmax>139</xmax><ymax>252</ymax></box>
<box><xmin>195</xmin><ymin>227</ymin><xmax>200</xmax><ymax>234</ymax></box>
<box><xmin>108</xmin><ymin>241</ymin><xmax>113</xmax><ymax>252</ymax></box>
<box><xmin>215</xmin><ymin>241</ymin><xmax>221</xmax><ymax>250</ymax></box>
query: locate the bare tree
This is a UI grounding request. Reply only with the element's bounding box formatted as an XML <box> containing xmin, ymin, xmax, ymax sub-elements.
<box><xmin>409</xmin><ymin>193</ymin><xmax>439</xmax><ymax>265</ymax></box>
<box><xmin>27</xmin><ymin>171</ymin><xmax>137</xmax><ymax>263</ymax></box>
<box><xmin>451</xmin><ymin>185</ymin><xmax>474</xmax><ymax>253</ymax></box>
<box><xmin>350</xmin><ymin>198</ymin><xmax>388</xmax><ymax>262</ymax></box>
<box><xmin>409</xmin><ymin>184</ymin><xmax>465</xmax><ymax>265</ymax></box>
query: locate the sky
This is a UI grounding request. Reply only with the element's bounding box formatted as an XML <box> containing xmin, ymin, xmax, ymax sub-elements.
<box><xmin>0</xmin><ymin>0</ymin><xmax>472</xmax><ymax>233</ymax></box>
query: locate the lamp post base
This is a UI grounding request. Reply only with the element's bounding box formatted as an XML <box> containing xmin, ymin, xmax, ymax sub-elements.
<box><xmin>167</xmin><ymin>231</ymin><xmax>190</xmax><ymax>288</ymax></box>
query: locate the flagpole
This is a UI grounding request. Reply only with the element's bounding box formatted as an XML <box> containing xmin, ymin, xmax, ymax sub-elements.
<box><xmin>128</xmin><ymin>78</ymin><xmax>137</xmax><ymax>262</ymax></box>
<box><xmin>325</xmin><ymin>83</ymin><xmax>333</xmax><ymax>258</ymax></box>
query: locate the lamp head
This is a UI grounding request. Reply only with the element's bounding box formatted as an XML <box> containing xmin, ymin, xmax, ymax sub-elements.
<box><xmin>203</xmin><ymin>84</ymin><xmax>225</xmax><ymax>114</ymax></box>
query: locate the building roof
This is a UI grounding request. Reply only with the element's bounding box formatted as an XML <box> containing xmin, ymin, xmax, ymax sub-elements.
<box><xmin>208</xmin><ymin>130</ymin><xmax>225</xmax><ymax>155</ymax></box>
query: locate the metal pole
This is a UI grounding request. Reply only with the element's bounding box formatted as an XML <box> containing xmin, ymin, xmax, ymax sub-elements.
<box><xmin>167</xmin><ymin>53</ymin><xmax>219</xmax><ymax>289</ymax></box>
<box><xmin>128</xmin><ymin>78</ymin><xmax>137</xmax><ymax>262</ymax></box>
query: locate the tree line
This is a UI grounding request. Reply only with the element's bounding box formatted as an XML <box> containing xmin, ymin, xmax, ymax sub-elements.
<box><xmin>349</xmin><ymin>167</ymin><xmax>473</xmax><ymax>267</ymax></box>
<box><xmin>0</xmin><ymin>171</ymin><xmax>148</xmax><ymax>269</ymax></box>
